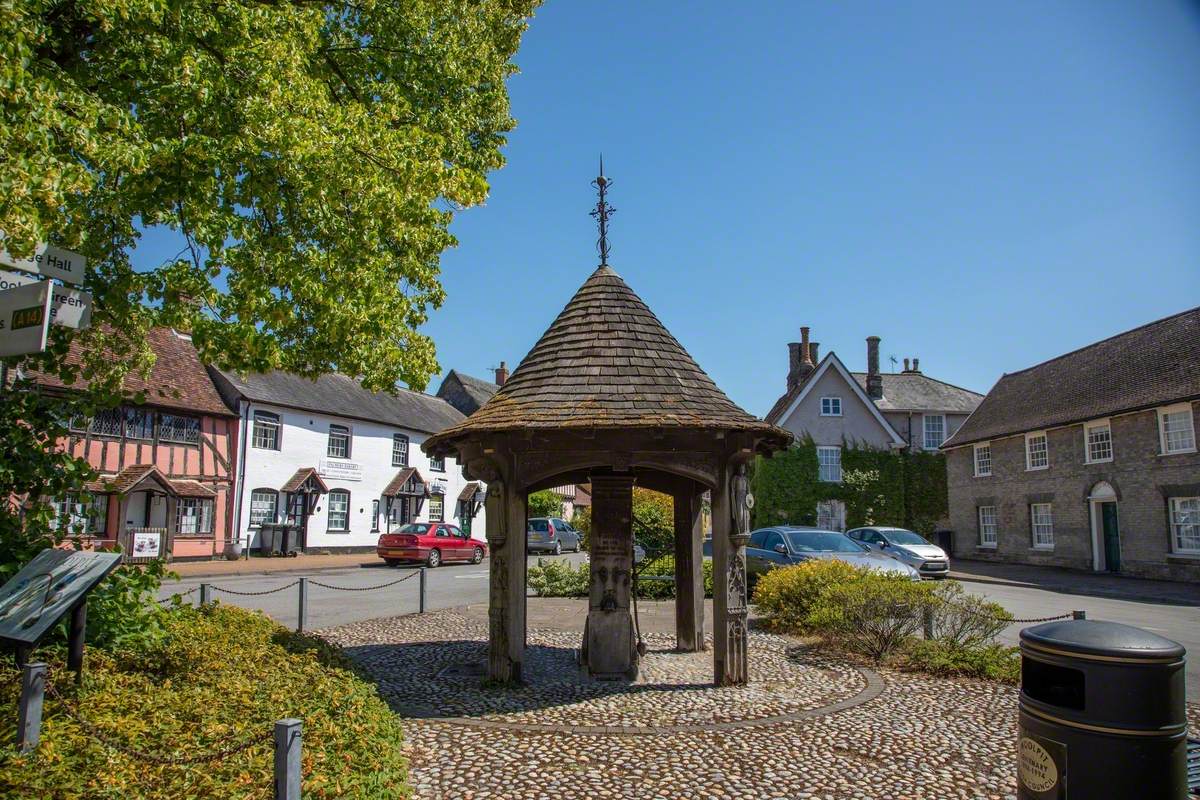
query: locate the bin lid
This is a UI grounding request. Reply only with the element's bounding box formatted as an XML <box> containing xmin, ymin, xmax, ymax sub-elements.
<box><xmin>1021</xmin><ymin>620</ymin><xmax>1185</xmax><ymax>661</ymax></box>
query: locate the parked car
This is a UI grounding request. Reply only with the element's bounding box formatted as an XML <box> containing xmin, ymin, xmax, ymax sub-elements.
<box><xmin>376</xmin><ymin>523</ymin><xmax>487</xmax><ymax>568</ymax></box>
<box><xmin>526</xmin><ymin>517</ymin><xmax>582</xmax><ymax>555</ymax></box>
<box><xmin>847</xmin><ymin>526</ymin><xmax>950</xmax><ymax>579</ymax></box>
<box><xmin>745</xmin><ymin>526</ymin><xmax>921</xmax><ymax>582</ymax></box>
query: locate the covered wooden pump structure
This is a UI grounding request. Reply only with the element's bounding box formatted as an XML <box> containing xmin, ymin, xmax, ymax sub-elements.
<box><xmin>423</xmin><ymin>171</ymin><xmax>789</xmax><ymax>685</ymax></box>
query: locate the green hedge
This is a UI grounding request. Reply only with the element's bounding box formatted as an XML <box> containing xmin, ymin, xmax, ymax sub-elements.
<box><xmin>0</xmin><ymin>605</ymin><xmax>408</xmax><ymax>799</ymax></box>
<box><xmin>750</xmin><ymin>437</ymin><xmax>947</xmax><ymax>535</ymax></box>
<box><xmin>526</xmin><ymin>556</ymin><xmax>713</xmax><ymax>599</ymax></box>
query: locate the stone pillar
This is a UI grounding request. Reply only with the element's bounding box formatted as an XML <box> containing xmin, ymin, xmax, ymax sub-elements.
<box><xmin>712</xmin><ymin>463</ymin><xmax>749</xmax><ymax>685</ymax></box>
<box><xmin>673</xmin><ymin>482</ymin><xmax>705</xmax><ymax>652</ymax></box>
<box><xmin>583</xmin><ymin>474</ymin><xmax>638</xmax><ymax>679</ymax></box>
<box><xmin>484</xmin><ymin>477</ymin><xmax>527</xmax><ymax>682</ymax></box>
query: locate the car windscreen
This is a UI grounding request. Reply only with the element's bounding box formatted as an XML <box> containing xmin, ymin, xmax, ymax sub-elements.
<box><xmin>528</xmin><ymin>519</ymin><xmax>550</xmax><ymax>532</ymax></box>
<box><xmin>399</xmin><ymin>524</ymin><xmax>430</xmax><ymax>534</ymax></box>
<box><xmin>884</xmin><ymin>530</ymin><xmax>928</xmax><ymax>545</ymax></box>
<box><xmin>785</xmin><ymin>531</ymin><xmax>866</xmax><ymax>553</ymax></box>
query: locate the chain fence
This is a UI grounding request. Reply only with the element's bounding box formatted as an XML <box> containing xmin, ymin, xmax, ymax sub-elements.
<box><xmin>308</xmin><ymin>571</ymin><xmax>420</xmax><ymax>592</ymax></box>
<box><xmin>212</xmin><ymin>580</ymin><xmax>300</xmax><ymax>597</ymax></box>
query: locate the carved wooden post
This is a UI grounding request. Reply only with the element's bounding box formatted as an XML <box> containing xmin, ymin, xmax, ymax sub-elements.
<box><xmin>584</xmin><ymin>474</ymin><xmax>638</xmax><ymax>678</ymax></box>
<box><xmin>712</xmin><ymin>460</ymin><xmax>750</xmax><ymax>685</ymax></box>
<box><xmin>483</xmin><ymin>469</ymin><xmax>527</xmax><ymax>683</ymax></box>
<box><xmin>673</xmin><ymin>482</ymin><xmax>705</xmax><ymax>652</ymax></box>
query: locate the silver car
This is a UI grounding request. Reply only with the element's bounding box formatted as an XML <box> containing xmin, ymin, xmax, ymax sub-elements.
<box><xmin>526</xmin><ymin>517</ymin><xmax>582</xmax><ymax>555</ymax></box>
<box><xmin>745</xmin><ymin>527</ymin><xmax>921</xmax><ymax>582</ymax></box>
<box><xmin>847</xmin><ymin>526</ymin><xmax>950</xmax><ymax>579</ymax></box>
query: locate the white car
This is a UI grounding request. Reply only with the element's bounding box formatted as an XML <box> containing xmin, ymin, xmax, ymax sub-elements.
<box><xmin>847</xmin><ymin>526</ymin><xmax>950</xmax><ymax>579</ymax></box>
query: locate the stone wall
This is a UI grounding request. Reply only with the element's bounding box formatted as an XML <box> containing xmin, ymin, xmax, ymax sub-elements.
<box><xmin>946</xmin><ymin>402</ymin><xmax>1200</xmax><ymax>581</ymax></box>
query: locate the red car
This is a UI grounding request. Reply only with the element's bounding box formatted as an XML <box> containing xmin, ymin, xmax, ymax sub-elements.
<box><xmin>376</xmin><ymin>523</ymin><xmax>486</xmax><ymax>568</ymax></box>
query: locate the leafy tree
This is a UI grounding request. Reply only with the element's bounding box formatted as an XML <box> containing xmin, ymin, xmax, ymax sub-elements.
<box><xmin>631</xmin><ymin>488</ymin><xmax>673</xmax><ymax>554</ymax></box>
<box><xmin>527</xmin><ymin>490</ymin><xmax>563</xmax><ymax>519</ymax></box>
<box><xmin>0</xmin><ymin>0</ymin><xmax>538</xmax><ymax>621</ymax></box>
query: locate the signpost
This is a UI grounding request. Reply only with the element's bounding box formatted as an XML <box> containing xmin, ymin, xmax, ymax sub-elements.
<box><xmin>0</xmin><ymin>549</ymin><xmax>121</xmax><ymax>673</ymax></box>
<box><xmin>0</xmin><ymin>270</ymin><xmax>92</xmax><ymax>329</ymax></box>
<box><xmin>0</xmin><ymin>280</ymin><xmax>53</xmax><ymax>358</ymax></box>
<box><xmin>0</xmin><ymin>243</ymin><xmax>87</xmax><ymax>286</ymax></box>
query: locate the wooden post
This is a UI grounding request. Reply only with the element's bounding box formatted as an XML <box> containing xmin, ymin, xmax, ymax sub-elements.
<box><xmin>673</xmin><ymin>482</ymin><xmax>705</xmax><ymax>652</ymax></box>
<box><xmin>584</xmin><ymin>474</ymin><xmax>637</xmax><ymax>678</ymax></box>
<box><xmin>484</xmin><ymin>474</ymin><xmax>526</xmax><ymax>682</ymax></box>
<box><xmin>17</xmin><ymin>662</ymin><xmax>46</xmax><ymax>754</ymax></box>
<box><xmin>296</xmin><ymin>577</ymin><xmax>308</xmax><ymax>633</ymax></box>
<box><xmin>418</xmin><ymin>568</ymin><xmax>427</xmax><ymax>614</ymax></box>
<box><xmin>199</xmin><ymin>582</ymin><xmax>211</xmax><ymax>606</ymax></box>
<box><xmin>67</xmin><ymin>601</ymin><xmax>87</xmax><ymax>681</ymax></box>
<box><xmin>922</xmin><ymin>604</ymin><xmax>935</xmax><ymax>639</ymax></box>
<box><xmin>712</xmin><ymin>460</ymin><xmax>749</xmax><ymax>686</ymax></box>
<box><xmin>273</xmin><ymin>718</ymin><xmax>302</xmax><ymax>800</ymax></box>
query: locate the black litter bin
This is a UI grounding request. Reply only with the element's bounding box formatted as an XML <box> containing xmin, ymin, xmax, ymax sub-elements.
<box><xmin>1018</xmin><ymin>619</ymin><xmax>1188</xmax><ymax>799</ymax></box>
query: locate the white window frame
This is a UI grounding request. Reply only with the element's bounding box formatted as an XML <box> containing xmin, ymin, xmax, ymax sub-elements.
<box><xmin>973</xmin><ymin>443</ymin><xmax>992</xmax><ymax>477</ymax></box>
<box><xmin>429</xmin><ymin>454</ymin><xmax>446</xmax><ymax>472</ymax></box>
<box><xmin>371</xmin><ymin>499</ymin><xmax>380</xmax><ymax>532</ymax></box>
<box><xmin>1158</xmin><ymin>403</ymin><xmax>1196</xmax><ymax>455</ymax></box>
<box><xmin>428</xmin><ymin>494</ymin><xmax>444</xmax><ymax>523</ymax></box>
<box><xmin>252</xmin><ymin>411</ymin><xmax>281</xmax><ymax>451</ymax></box>
<box><xmin>327</xmin><ymin>424</ymin><xmax>352</xmax><ymax>459</ymax></box>
<box><xmin>1169</xmin><ymin>497</ymin><xmax>1200</xmax><ymax>555</ymax></box>
<box><xmin>816</xmin><ymin>446</ymin><xmax>842</xmax><ymax>483</ymax></box>
<box><xmin>1025</xmin><ymin>431</ymin><xmax>1049</xmax><ymax>471</ymax></box>
<box><xmin>1031</xmin><ymin>503</ymin><xmax>1054</xmax><ymax>550</ymax></box>
<box><xmin>978</xmin><ymin>505</ymin><xmax>997</xmax><ymax>548</ymax></box>
<box><xmin>327</xmin><ymin>490</ymin><xmax>351</xmax><ymax>532</ymax></box>
<box><xmin>819</xmin><ymin>397</ymin><xmax>842</xmax><ymax>417</ymax></box>
<box><xmin>391</xmin><ymin>434</ymin><xmax>409</xmax><ymax>468</ymax></box>
<box><xmin>249</xmin><ymin>489</ymin><xmax>279</xmax><ymax>527</ymax></box>
<box><xmin>1083</xmin><ymin>419</ymin><xmax>1113</xmax><ymax>464</ymax></box>
<box><xmin>923</xmin><ymin>414</ymin><xmax>946</xmax><ymax>451</ymax></box>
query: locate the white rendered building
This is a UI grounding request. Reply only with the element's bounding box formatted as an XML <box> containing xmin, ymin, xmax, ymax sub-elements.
<box><xmin>209</xmin><ymin>369</ymin><xmax>486</xmax><ymax>552</ymax></box>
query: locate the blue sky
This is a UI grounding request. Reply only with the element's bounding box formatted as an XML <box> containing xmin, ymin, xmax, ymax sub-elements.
<box><xmin>137</xmin><ymin>2</ymin><xmax>1200</xmax><ymax>416</ymax></box>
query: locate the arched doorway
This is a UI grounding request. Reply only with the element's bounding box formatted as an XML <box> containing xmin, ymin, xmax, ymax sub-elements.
<box><xmin>1088</xmin><ymin>481</ymin><xmax>1120</xmax><ymax>573</ymax></box>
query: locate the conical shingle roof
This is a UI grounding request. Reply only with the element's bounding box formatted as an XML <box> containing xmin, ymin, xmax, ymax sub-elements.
<box><xmin>425</xmin><ymin>266</ymin><xmax>789</xmax><ymax>449</ymax></box>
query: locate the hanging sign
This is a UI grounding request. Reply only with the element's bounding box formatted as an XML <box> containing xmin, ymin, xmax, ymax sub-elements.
<box><xmin>0</xmin><ymin>280</ymin><xmax>54</xmax><ymax>357</ymax></box>
<box><xmin>0</xmin><ymin>270</ymin><xmax>92</xmax><ymax>329</ymax></box>
<box><xmin>0</xmin><ymin>550</ymin><xmax>122</xmax><ymax>645</ymax></box>
<box><xmin>0</xmin><ymin>243</ymin><xmax>87</xmax><ymax>286</ymax></box>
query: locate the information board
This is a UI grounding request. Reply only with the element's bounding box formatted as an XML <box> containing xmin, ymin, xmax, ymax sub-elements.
<box><xmin>0</xmin><ymin>550</ymin><xmax>121</xmax><ymax>645</ymax></box>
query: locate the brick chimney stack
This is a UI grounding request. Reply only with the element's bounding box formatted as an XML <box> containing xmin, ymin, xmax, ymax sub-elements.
<box><xmin>787</xmin><ymin>327</ymin><xmax>818</xmax><ymax>391</ymax></box>
<box><xmin>809</xmin><ymin>342</ymin><xmax>820</xmax><ymax>364</ymax></box>
<box><xmin>787</xmin><ymin>342</ymin><xmax>802</xmax><ymax>391</ymax></box>
<box><xmin>866</xmin><ymin>336</ymin><xmax>883</xmax><ymax>399</ymax></box>
<box><xmin>494</xmin><ymin>361</ymin><xmax>508</xmax><ymax>386</ymax></box>
<box><xmin>912</xmin><ymin>357</ymin><xmax>920</xmax><ymax>373</ymax></box>
<box><xmin>903</xmin><ymin>358</ymin><xmax>910</xmax><ymax>372</ymax></box>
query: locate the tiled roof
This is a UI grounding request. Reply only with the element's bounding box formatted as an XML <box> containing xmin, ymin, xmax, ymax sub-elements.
<box><xmin>765</xmin><ymin>364</ymin><xmax>982</xmax><ymax>425</ymax></box>
<box><xmin>439</xmin><ymin>370</ymin><xmax>499</xmax><ymax>414</ymax></box>
<box><xmin>32</xmin><ymin>328</ymin><xmax>235</xmax><ymax>417</ymax></box>
<box><xmin>171</xmin><ymin>480</ymin><xmax>217</xmax><ymax>499</ymax></box>
<box><xmin>425</xmin><ymin>266</ymin><xmax>790</xmax><ymax>451</ymax></box>
<box><xmin>280</xmin><ymin>467</ymin><xmax>329</xmax><ymax>494</ymax></box>
<box><xmin>211</xmin><ymin>369</ymin><xmax>464</xmax><ymax>435</ymax></box>
<box><xmin>943</xmin><ymin>306</ymin><xmax>1200</xmax><ymax>448</ymax></box>
<box><xmin>382</xmin><ymin>467</ymin><xmax>428</xmax><ymax>497</ymax></box>
<box><xmin>849</xmin><ymin>372</ymin><xmax>983</xmax><ymax>413</ymax></box>
<box><xmin>458</xmin><ymin>481</ymin><xmax>484</xmax><ymax>502</ymax></box>
<box><xmin>103</xmin><ymin>464</ymin><xmax>177</xmax><ymax>496</ymax></box>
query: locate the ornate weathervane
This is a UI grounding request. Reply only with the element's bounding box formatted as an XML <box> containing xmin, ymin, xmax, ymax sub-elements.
<box><xmin>590</xmin><ymin>156</ymin><xmax>616</xmax><ymax>266</ymax></box>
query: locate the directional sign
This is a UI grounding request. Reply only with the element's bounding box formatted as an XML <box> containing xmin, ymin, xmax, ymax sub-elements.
<box><xmin>0</xmin><ymin>280</ymin><xmax>53</xmax><ymax>357</ymax></box>
<box><xmin>0</xmin><ymin>242</ymin><xmax>87</xmax><ymax>286</ymax></box>
<box><xmin>0</xmin><ymin>270</ymin><xmax>92</xmax><ymax>329</ymax></box>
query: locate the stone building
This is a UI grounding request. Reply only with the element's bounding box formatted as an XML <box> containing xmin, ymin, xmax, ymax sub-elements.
<box><xmin>436</xmin><ymin>366</ymin><xmax>504</xmax><ymax>417</ymax></box>
<box><xmin>941</xmin><ymin>307</ymin><xmax>1200</xmax><ymax>581</ymax></box>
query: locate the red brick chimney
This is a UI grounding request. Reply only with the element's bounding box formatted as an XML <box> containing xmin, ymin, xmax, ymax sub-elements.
<box><xmin>494</xmin><ymin>361</ymin><xmax>508</xmax><ymax>386</ymax></box>
<box><xmin>866</xmin><ymin>336</ymin><xmax>883</xmax><ymax>399</ymax></box>
<box><xmin>787</xmin><ymin>327</ymin><xmax>818</xmax><ymax>391</ymax></box>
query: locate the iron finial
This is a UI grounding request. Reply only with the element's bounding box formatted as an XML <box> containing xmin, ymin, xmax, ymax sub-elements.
<box><xmin>590</xmin><ymin>155</ymin><xmax>615</xmax><ymax>266</ymax></box>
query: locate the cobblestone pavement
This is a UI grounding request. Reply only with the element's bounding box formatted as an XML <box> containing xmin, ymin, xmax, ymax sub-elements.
<box><xmin>322</xmin><ymin>610</ymin><xmax>1200</xmax><ymax>800</ymax></box>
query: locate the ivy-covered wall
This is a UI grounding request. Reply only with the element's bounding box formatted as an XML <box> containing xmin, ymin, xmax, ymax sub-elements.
<box><xmin>750</xmin><ymin>437</ymin><xmax>948</xmax><ymax>535</ymax></box>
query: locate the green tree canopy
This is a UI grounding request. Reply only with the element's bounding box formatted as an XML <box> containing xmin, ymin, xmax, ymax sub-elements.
<box><xmin>527</xmin><ymin>490</ymin><xmax>562</xmax><ymax>519</ymax></box>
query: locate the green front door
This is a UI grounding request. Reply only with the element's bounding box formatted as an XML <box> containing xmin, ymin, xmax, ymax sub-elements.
<box><xmin>1101</xmin><ymin>502</ymin><xmax>1120</xmax><ymax>573</ymax></box>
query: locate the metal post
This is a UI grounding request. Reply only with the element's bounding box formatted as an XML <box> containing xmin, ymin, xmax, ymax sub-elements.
<box><xmin>922</xmin><ymin>604</ymin><xmax>935</xmax><ymax>639</ymax></box>
<box><xmin>17</xmin><ymin>662</ymin><xmax>46</xmax><ymax>754</ymax></box>
<box><xmin>67</xmin><ymin>601</ymin><xmax>86</xmax><ymax>681</ymax></box>
<box><xmin>297</xmin><ymin>577</ymin><xmax>307</xmax><ymax>633</ymax></box>
<box><xmin>199</xmin><ymin>582</ymin><xmax>211</xmax><ymax>606</ymax></box>
<box><xmin>1073</xmin><ymin>610</ymin><xmax>1087</xmax><ymax>620</ymax></box>
<box><xmin>273</xmin><ymin>718</ymin><xmax>302</xmax><ymax>800</ymax></box>
<box><xmin>418</xmin><ymin>568</ymin><xmax>427</xmax><ymax>614</ymax></box>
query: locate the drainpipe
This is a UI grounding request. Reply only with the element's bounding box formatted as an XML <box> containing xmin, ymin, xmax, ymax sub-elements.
<box><xmin>232</xmin><ymin>400</ymin><xmax>251</xmax><ymax>556</ymax></box>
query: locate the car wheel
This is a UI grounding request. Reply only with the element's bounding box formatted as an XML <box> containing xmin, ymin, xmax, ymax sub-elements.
<box><xmin>472</xmin><ymin>546</ymin><xmax>484</xmax><ymax>565</ymax></box>
<box><xmin>427</xmin><ymin>549</ymin><xmax>441</xmax><ymax>568</ymax></box>
<box><xmin>553</xmin><ymin>541</ymin><xmax>562</xmax><ymax>556</ymax></box>
<box><xmin>384</xmin><ymin>558</ymin><xmax>400</xmax><ymax>567</ymax></box>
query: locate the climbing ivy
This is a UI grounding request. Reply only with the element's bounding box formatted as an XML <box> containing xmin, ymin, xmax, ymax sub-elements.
<box><xmin>750</xmin><ymin>437</ymin><xmax>947</xmax><ymax>535</ymax></box>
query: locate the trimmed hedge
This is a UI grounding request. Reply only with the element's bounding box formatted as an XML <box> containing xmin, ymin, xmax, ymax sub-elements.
<box><xmin>0</xmin><ymin>605</ymin><xmax>408</xmax><ymax>799</ymax></box>
<box><xmin>526</xmin><ymin>556</ymin><xmax>713</xmax><ymax>599</ymax></box>
<box><xmin>749</xmin><ymin>438</ymin><xmax>947</xmax><ymax>535</ymax></box>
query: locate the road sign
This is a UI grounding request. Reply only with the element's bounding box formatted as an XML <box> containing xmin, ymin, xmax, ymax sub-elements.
<box><xmin>0</xmin><ymin>270</ymin><xmax>92</xmax><ymax>329</ymax></box>
<box><xmin>0</xmin><ymin>280</ymin><xmax>53</xmax><ymax>357</ymax></box>
<box><xmin>0</xmin><ymin>243</ymin><xmax>87</xmax><ymax>286</ymax></box>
